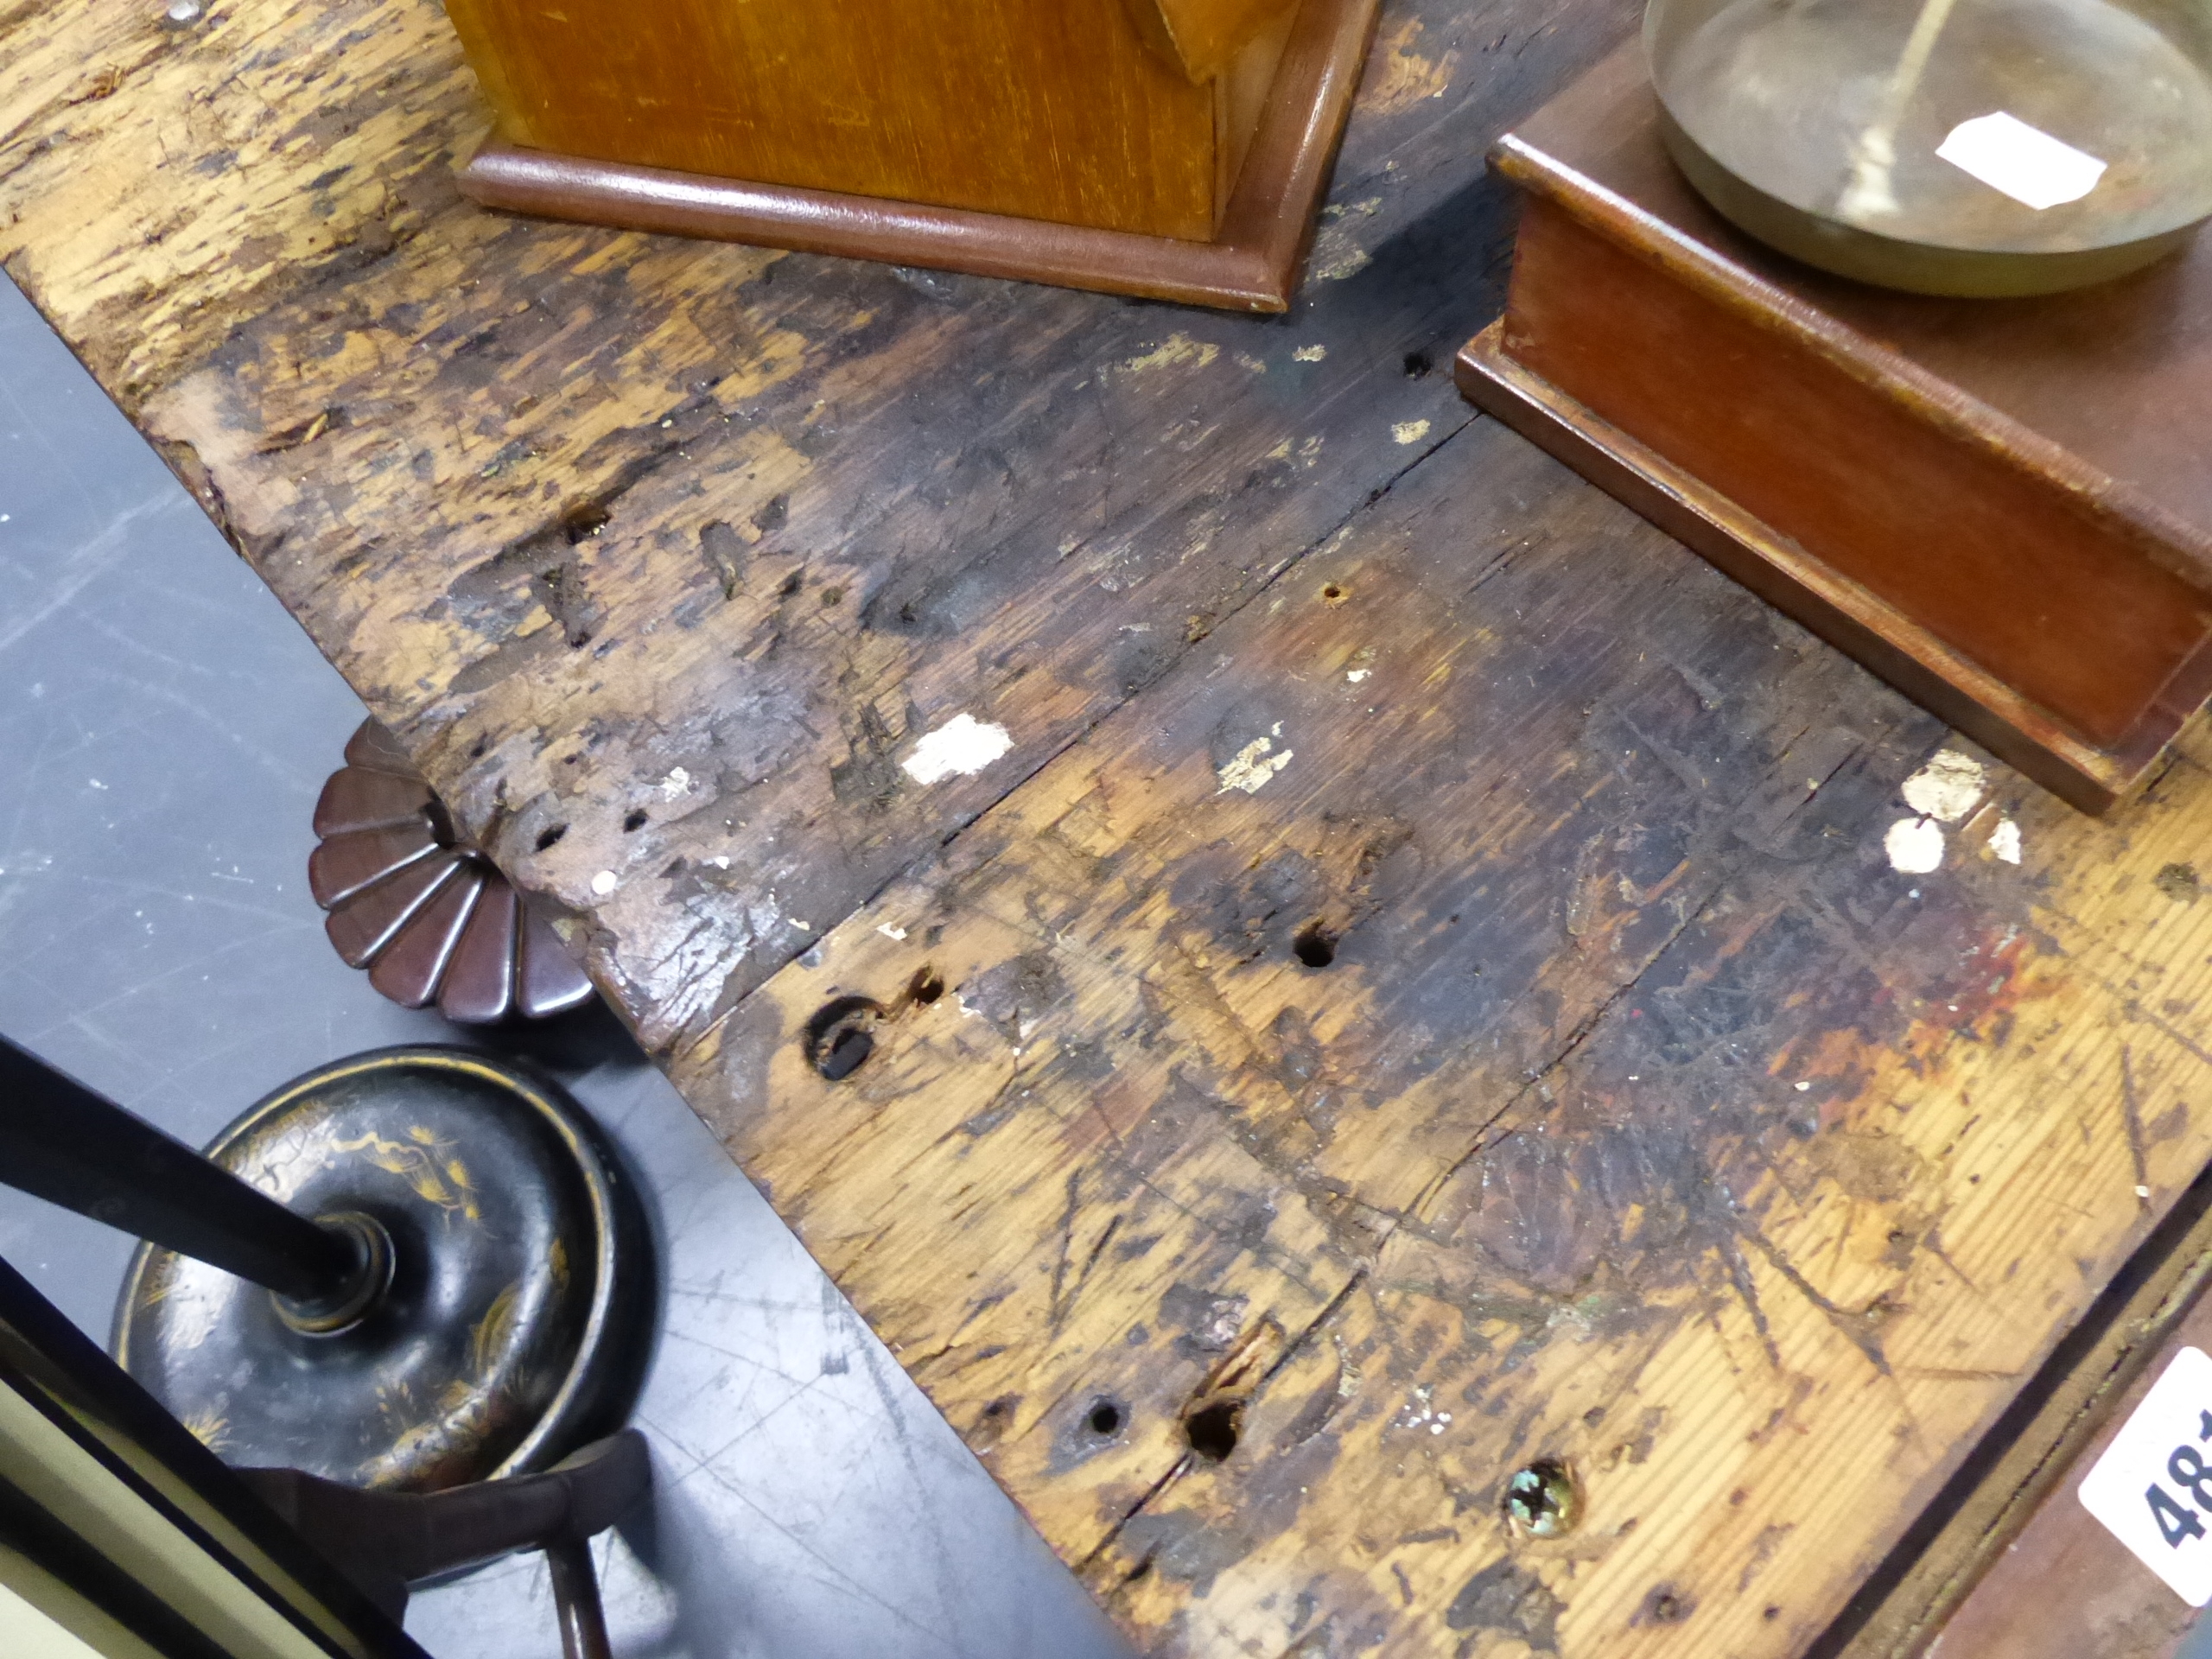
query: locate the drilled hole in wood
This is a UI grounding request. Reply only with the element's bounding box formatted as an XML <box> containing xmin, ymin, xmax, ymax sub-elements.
<box><xmin>1086</xmin><ymin>1399</ymin><xmax>1123</xmax><ymax>1437</ymax></box>
<box><xmin>622</xmin><ymin>809</ymin><xmax>648</xmax><ymax>832</ymax></box>
<box><xmin>561</xmin><ymin>501</ymin><xmax>610</xmax><ymax>543</ymax></box>
<box><xmin>804</xmin><ymin>996</ymin><xmax>883</xmax><ymax>1082</ymax></box>
<box><xmin>535</xmin><ymin>823</ymin><xmax>568</xmax><ymax>852</ymax></box>
<box><xmin>1293</xmin><ymin>924</ymin><xmax>1338</xmax><ymax>969</ymax></box>
<box><xmin>908</xmin><ymin>966</ymin><xmax>945</xmax><ymax>1006</ymax></box>
<box><xmin>1503</xmin><ymin>1459</ymin><xmax>1580</xmax><ymax>1538</ymax></box>
<box><xmin>1320</xmin><ymin>583</ymin><xmax>1347</xmax><ymax>604</ymax></box>
<box><xmin>1185</xmin><ymin>1400</ymin><xmax>1240</xmax><ymax>1462</ymax></box>
<box><xmin>1402</xmin><ymin>350</ymin><xmax>1433</xmax><ymax>378</ymax></box>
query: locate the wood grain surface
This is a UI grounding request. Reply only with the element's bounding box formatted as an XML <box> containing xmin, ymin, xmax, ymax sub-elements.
<box><xmin>8</xmin><ymin>1</ymin><xmax>2212</xmax><ymax>1655</ymax></box>
<box><xmin>1912</xmin><ymin>1224</ymin><xmax>2212</xmax><ymax>1659</ymax></box>
<box><xmin>452</xmin><ymin>0</ymin><xmax>1381</xmax><ymax>314</ymax></box>
<box><xmin>443</xmin><ymin>0</ymin><xmax>1282</xmax><ymax>242</ymax></box>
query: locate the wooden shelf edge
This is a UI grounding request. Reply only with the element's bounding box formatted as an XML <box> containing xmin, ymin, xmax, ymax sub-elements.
<box><xmin>1455</xmin><ymin>321</ymin><xmax>2156</xmax><ymax>815</ymax></box>
<box><xmin>456</xmin><ymin>0</ymin><xmax>1382</xmax><ymax>314</ymax></box>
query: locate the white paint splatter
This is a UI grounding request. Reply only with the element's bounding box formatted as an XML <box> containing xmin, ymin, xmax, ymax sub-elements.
<box><xmin>591</xmin><ymin>870</ymin><xmax>619</xmax><ymax>895</ymax></box>
<box><xmin>1988</xmin><ymin>817</ymin><xmax>2023</xmax><ymax>865</ymax></box>
<box><xmin>1346</xmin><ymin>669</ymin><xmax>1370</xmax><ymax>683</ymax></box>
<box><xmin>1902</xmin><ymin>750</ymin><xmax>1986</xmax><ymax>823</ymax></box>
<box><xmin>1294</xmin><ymin>345</ymin><xmax>1328</xmax><ymax>362</ymax></box>
<box><xmin>1885</xmin><ymin>817</ymin><xmax>1945</xmax><ymax>874</ymax></box>
<box><xmin>1218</xmin><ymin>724</ymin><xmax>1294</xmax><ymax>795</ymax></box>
<box><xmin>659</xmin><ymin>766</ymin><xmax>693</xmax><ymax>798</ymax></box>
<box><xmin>1794</xmin><ymin>1081</ymin><xmax>1811</xmax><ymax>1092</ymax></box>
<box><xmin>1121</xmin><ymin>333</ymin><xmax>1218</xmax><ymax>374</ymax></box>
<box><xmin>2137</xmin><ymin>1184</ymin><xmax>2152</xmax><ymax>1198</ymax></box>
<box><xmin>1393</xmin><ymin>419</ymin><xmax>1432</xmax><ymax>446</ymax></box>
<box><xmin>902</xmin><ymin>713</ymin><xmax>1013</xmax><ymax>785</ymax></box>
<box><xmin>877</xmin><ymin>923</ymin><xmax>908</xmax><ymax>942</ymax></box>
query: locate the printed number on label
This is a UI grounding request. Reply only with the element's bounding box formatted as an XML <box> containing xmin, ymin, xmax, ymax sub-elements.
<box><xmin>2080</xmin><ymin>1348</ymin><xmax>2212</xmax><ymax>1605</ymax></box>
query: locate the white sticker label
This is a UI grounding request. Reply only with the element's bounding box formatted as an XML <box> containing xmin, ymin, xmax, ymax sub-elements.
<box><xmin>2079</xmin><ymin>1346</ymin><xmax>2212</xmax><ymax>1605</ymax></box>
<box><xmin>1936</xmin><ymin>111</ymin><xmax>2107</xmax><ymax>210</ymax></box>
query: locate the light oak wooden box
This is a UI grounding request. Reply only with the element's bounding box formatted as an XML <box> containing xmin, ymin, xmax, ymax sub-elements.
<box><xmin>1458</xmin><ymin>48</ymin><xmax>2212</xmax><ymax>813</ymax></box>
<box><xmin>448</xmin><ymin>0</ymin><xmax>1382</xmax><ymax>312</ymax></box>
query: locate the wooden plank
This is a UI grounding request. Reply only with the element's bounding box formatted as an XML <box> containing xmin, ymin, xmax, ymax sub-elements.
<box><xmin>10</xmin><ymin>0</ymin><xmax>2212</xmax><ymax>1653</ymax></box>
<box><xmin>0</xmin><ymin>0</ymin><xmax>1624</xmax><ymax>1055</ymax></box>
<box><xmin>672</xmin><ymin>416</ymin><xmax>2212</xmax><ymax>1654</ymax></box>
<box><xmin>1834</xmin><ymin>1170</ymin><xmax>2212</xmax><ymax>1659</ymax></box>
<box><xmin>1914</xmin><ymin>1258</ymin><xmax>2212</xmax><ymax>1659</ymax></box>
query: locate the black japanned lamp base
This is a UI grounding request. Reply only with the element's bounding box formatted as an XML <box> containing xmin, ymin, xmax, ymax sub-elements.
<box><xmin>114</xmin><ymin>1047</ymin><xmax>651</xmax><ymax>1492</ymax></box>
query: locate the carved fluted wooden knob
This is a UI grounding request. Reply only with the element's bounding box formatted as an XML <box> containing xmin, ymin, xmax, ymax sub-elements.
<box><xmin>310</xmin><ymin>721</ymin><xmax>594</xmax><ymax>1023</ymax></box>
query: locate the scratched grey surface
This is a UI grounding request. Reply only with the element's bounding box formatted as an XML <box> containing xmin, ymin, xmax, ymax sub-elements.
<box><xmin>0</xmin><ymin>271</ymin><xmax>1129</xmax><ymax>1659</ymax></box>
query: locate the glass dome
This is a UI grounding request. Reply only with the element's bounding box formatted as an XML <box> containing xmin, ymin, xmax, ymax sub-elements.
<box><xmin>1646</xmin><ymin>0</ymin><xmax>2212</xmax><ymax>294</ymax></box>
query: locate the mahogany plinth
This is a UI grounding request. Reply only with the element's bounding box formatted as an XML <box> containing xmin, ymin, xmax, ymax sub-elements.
<box><xmin>1456</xmin><ymin>48</ymin><xmax>2212</xmax><ymax>813</ymax></box>
<box><xmin>456</xmin><ymin>0</ymin><xmax>1380</xmax><ymax>314</ymax></box>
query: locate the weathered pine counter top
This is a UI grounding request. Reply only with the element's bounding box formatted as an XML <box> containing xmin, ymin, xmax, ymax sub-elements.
<box><xmin>8</xmin><ymin>1</ymin><xmax>2212</xmax><ymax>1653</ymax></box>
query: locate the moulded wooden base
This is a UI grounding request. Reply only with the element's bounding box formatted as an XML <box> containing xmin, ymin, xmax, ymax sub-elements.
<box><xmin>1459</xmin><ymin>323</ymin><xmax>2146</xmax><ymax>812</ymax></box>
<box><xmin>1457</xmin><ymin>48</ymin><xmax>2212</xmax><ymax>814</ymax></box>
<box><xmin>456</xmin><ymin>0</ymin><xmax>1381</xmax><ymax>314</ymax></box>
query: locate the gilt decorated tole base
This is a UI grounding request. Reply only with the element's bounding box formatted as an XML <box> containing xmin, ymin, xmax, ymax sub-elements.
<box><xmin>113</xmin><ymin>1048</ymin><xmax>651</xmax><ymax>1491</ymax></box>
<box><xmin>313</xmin><ymin>721</ymin><xmax>594</xmax><ymax>1022</ymax></box>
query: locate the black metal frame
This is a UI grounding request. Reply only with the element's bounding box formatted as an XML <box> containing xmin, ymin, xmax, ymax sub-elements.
<box><xmin>0</xmin><ymin>1250</ymin><xmax>429</xmax><ymax>1659</ymax></box>
<box><xmin>0</xmin><ymin>1037</ymin><xmax>361</xmax><ymax>1307</ymax></box>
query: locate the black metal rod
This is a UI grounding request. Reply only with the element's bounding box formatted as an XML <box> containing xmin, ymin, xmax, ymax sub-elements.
<box><xmin>0</xmin><ymin>1036</ymin><xmax>359</xmax><ymax>1304</ymax></box>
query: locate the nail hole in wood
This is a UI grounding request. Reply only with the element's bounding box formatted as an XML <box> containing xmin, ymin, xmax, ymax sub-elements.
<box><xmin>1086</xmin><ymin>1399</ymin><xmax>1123</xmax><ymax>1437</ymax></box>
<box><xmin>1320</xmin><ymin>582</ymin><xmax>1347</xmax><ymax>604</ymax></box>
<box><xmin>1402</xmin><ymin>350</ymin><xmax>1432</xmax><ymax>378</ymax></box>
<box><xmin>1293</xmin><ymin>923</ymin><xmax>1338</xmax><ymax>969</ymax></box>
<box><xmin>908</xmin><ymin>966</ymin><xmax>945</xmax><ymax>1006</ymax></box>
<box><xmin>561</xmin><ymin>501</ymin><xmax>611</xmax><ymax>543</ymax></box>
<box><xmin>804</xmin><ymin>996</ymin><xmax>882</xmax><ymax>1082</ymax></box>
<box><xmin>535</xmin><ymin>823</ymin><xmax>568</xmax><ymax>852</ymax></box>
<box><xmin>622</xmin><ymin>808</ymin><xmax>648</xmax><ymax>832</ymax></box>
<box><xmin>1185</xmin><ymin>1400</ymin><xmax>1240</xmax><ymax>1462</ymax></box>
